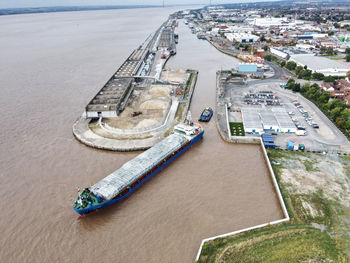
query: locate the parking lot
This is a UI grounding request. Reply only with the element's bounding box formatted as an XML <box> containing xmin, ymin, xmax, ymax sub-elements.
<box><xmin>227</xmin><ymin>81</ymin><xmax>350</xmax><ymax>153</ymax></box>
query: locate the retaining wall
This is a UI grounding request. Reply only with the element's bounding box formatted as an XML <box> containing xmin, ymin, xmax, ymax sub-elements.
<box><xmin>197</xmin><ymin>71</ymin><xmax>290</xmax><ymax>261</ymax></box>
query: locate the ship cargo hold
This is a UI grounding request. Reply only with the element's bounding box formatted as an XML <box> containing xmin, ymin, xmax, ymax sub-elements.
<box><xmin>73</xmin><ymin>123</ymin><xmax>204</xmax><ymax>217</ymax></box>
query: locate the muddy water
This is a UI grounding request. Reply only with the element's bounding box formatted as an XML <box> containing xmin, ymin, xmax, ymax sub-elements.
<box><xmin>0</xmin><ymin>8</ymin><xmax>283</xmax><ymax>263</ymax></box>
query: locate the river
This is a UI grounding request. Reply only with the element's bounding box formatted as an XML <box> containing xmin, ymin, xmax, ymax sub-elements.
<box><xmin>0</xmin><ymin>7</ymin><xmax>283</xmax><ymax>262</ymax></box>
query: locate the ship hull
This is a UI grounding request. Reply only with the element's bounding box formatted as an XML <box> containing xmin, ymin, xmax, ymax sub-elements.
<box><xmin>74</xmin><ymin>131</ymin><xmax>204</xmax><ymax>216</ymax></box>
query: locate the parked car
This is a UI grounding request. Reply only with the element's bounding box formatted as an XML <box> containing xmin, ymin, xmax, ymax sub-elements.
<box><xmin>296</xmin><ymin>130</ymin><xmax>307</xmax><ymax>136</ymax></box>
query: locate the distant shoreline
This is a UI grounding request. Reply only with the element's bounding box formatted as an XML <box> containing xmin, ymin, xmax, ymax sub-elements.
<box><xmin>0</xmin><ymin>4</ymin><xmax>201</xmax><ymax>16</ymax></box>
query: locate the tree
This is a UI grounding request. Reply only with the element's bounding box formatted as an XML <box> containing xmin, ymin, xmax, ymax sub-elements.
<box><xmin>312</xmin><ymin>72</ymin><xmax>324</xmax><ymax>80</ymax></box>
<box><xmin>264</xmin><ymin>54</ymin><xmax>272</xmax><ymax>61</ymax></box>
<box><xmin>326</xmin><ymin>47</ymin><xmax>336</xmax><ymax>55</ymax></box>
<box><xmin>341</xmin><ymin>108</ymin><xmax>350</xmax><ymax>120</ymax></box>
<box><xmin>295</xmin><ymin>65</ymin><xmax>304</xmax><ymax>75</ymax></box>
<box><xmin>346</xmin><ymin>54</ymin><xmax>350</xmax><ymax>62</ymax></box>
<box><xmin>263</xmin><ymin>44</ymin><xmax>269</xmax><ymax>51</ymax></box>
<box><xmin>301</xmin><ymin>82</ymin><xmax>310</xmax><ymax>93</ymax></box>
<box><xmin>336</xmin><ymin>117</ymin><xmax>346</xmax><ymax>129</ymax></box>
<box><xmin>346</xmin><ymin>47</ymin><xmax>350</xmax><ymax>54</ymax></box>
<box><xmin>320</xmin><ymin>46</ymin><xmax>327</xmax><ymax>54</ymax></box>
<box><xmin>286</xmin><ymin>61</ymin><xmax>297</xmax><ymax>71</ymax></box>
<box><xmin>328</xmin><ymin>31</ymin><xmax>335</xmax><ymax>36</ymax></box>
<box><xmin>280</xmin><ymin>61</ymin><xmax>286</xmax><ymax>67</ymax></box>
<box><xmin>292</xmin><ymin>83</ymin><xmax>301</xmax><ymax>92</ymax></box>
<box><xmin>334</xmin><ymin>22</ymin><xmax>340</xmax><ymax>28</ymax></box>
<box><xmin>287</xmin><ymin>78</ymin><xmax>296</xmax><ymax>89</ymax></box>
<box><xmin>324</xmin><ymin>76</ymin><xmax>336</xmax><ymax>83</ymax></box>
<box><xmin>318</xmin><ymin>92</ymin><xmax>331</xmax><ymax>104</ymax></box>
<box><xmin>331</xmin><ymin>107</ymin><xmax>343</xmax><ymax>120</ymax></box>
<box><xmin>301</xmin><ymin>69</ymin><xmax>312</xmax><ymax>80</ymax></box>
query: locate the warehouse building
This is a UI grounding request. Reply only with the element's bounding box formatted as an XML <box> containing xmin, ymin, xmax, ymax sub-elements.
<box><xmin>86</xmin><ymin>78</ymin><xmax>133</xmax><ymax>118</ymax></box>
<box><xmin>241</xmin><ymin>108</ymin><xmax>264</xmax><ymax>134</ymax></box>
<box><xmin>238</xmin><ymin>63</ymin><xmax>258</xmax><ymax>73</ymax></box>
<box><xmin>272</xmin><ymin>108</ymin><xmax>297</xmax><ymax>133</ymax></box>
<box><xmin>225</xmin><ymin>33</ymin><xmax>259</xmax><ymax>43</ymax></box>
<box><xmin>289</xmin><ymin>54</ymin><xmax>350</xmax><ymax>76</ymax></box>
<box><xmin>259</xmin><ymin>110</ymin><xmax>279</xmax><ymax>131</ymax></box>
<box><xmin>242</xmin><ymin>108</ymin><xmax>296</xmax><ymax>134</ymax></box>
<box><xmin>85</xmin><ymin>44</ymin><xmax>150</xmax><ymax>118</ymax></box>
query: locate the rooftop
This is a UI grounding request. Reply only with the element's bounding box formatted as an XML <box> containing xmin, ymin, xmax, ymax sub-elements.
<box><xmin>86</xmin><ymin>78</ymin><xmax>132</xmax><ymax>112</ymax></box>
<box><xmin>290</xmin><ymin>54</ymin><xmax>350</xmax><ymax>71</ymax></box>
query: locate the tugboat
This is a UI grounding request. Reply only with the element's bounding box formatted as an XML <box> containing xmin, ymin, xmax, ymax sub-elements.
<box><xmin>199</xmin><ymin>107</ymin><xmax>213</xmax><ymax>122</ymax></box>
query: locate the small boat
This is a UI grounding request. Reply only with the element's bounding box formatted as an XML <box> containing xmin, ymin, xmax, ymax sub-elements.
<box><xmin>199</xmin><ymin>107</ymin><xmax>213</xmax><ymax>122</ymax></box>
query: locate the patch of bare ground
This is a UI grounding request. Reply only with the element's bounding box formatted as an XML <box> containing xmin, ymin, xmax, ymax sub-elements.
<box><xmin>267</xmin><ymin>150</ymin><xmax>350</xmax><ymax>258</ymax></box>
<box><xmin>279</xmin><ymin>154</ymin><xmax>350</xmax><ymax>207</ymax></box>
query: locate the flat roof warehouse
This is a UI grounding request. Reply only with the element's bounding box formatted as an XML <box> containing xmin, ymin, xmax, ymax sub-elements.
<box><xmin>290</xmin><ymin>54</ymin><xmax>350</xmax><ymax>76</ymax></box>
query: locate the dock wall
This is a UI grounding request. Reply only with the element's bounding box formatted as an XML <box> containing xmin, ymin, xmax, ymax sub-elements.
<box><xmin>197</xmin><ymin>73</ymin><xmax>290</xmax><ymax>261</ymax></box>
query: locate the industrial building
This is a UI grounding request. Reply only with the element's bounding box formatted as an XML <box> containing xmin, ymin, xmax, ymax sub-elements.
<box><xmin>86</xmin><ymin>78</ymin><xmax>133</xmax><ymax>118</ymax></box>
<box><xmin>225</xmin><ymin>33</ymin><xmax>259</xmax><ymax>43</ymax></box>
<box><xmin>270</xmin><ymin>46</ymin><xmax>312</xmax><ymax>60</ymax></box>
<box><xmin>289</xmin><ymin>54</ymin><xmax>350</xmax><ymax>76</ymax></box>
<box><xmin>241</xmin><ymin>108</ymin><xmax>296</xmax><ymax>134</ymax></box>
<box><xmin>86</xmin><ymin>45</ymin><xmax>149</xmax><ymax>118</ymax></box>
<box><xmin>260</xmin><ymin>110</ymin><xmax>280</xmax><ymax>131</ymax></box>
<box><xmin>238</xmin><ymin>63</ymin><xmax>258</xmax><ymax>73</ymax></box>
<box><xmin>158</xmin><ymin>27</ymin><xmax>176</xmax><ymax>54</ymax></box>
<box><xmin>241</xmin><ymin>108</ymin><xmax>264</xmax><ymax>134</ymax></box>
<box><xmin>272</xmin><ymin>108</ymin><xmax>297</xmax><ymax>133</ymax></box>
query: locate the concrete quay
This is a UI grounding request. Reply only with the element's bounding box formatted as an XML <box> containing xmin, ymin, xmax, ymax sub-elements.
<box><xmin>73</xmin><ymin>116</ymin><xmax>160</xmax><ymax>151</ymax></box>
<box><xmin>73</xmin><ymin>70</ymin><xmax>198</xmax><ymax>152</ymax></box>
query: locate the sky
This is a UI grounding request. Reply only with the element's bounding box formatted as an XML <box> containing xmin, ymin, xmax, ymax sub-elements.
<box><xmin>0</xmin><ymin>0</ymin><xmax>275</xmax><ymax>9</ymax></box>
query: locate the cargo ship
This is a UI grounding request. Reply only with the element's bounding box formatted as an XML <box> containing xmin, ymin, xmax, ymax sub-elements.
<box><xmin>73</xmin><ymin>123</ymin><xmax>204</xmax><ymax>218</ymax></box>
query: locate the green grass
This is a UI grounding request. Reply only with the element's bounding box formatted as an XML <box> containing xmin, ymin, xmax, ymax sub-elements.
<box><xmin>183</xmin><ymin>71</ymin><xmax>197</xmax><ymax>98</ymax></box>
<box><xmin>330</xmin><ymin>57</ymin><xmax>344</xmax><ymax>60</ymax></box>
<box><xmin>340</xmin><ymin>155</ymin><xmax>350</xmax><ymax>161</ymax></box>
<box><xmin>291</xmin><ymin>190</ymin><xmax>336</xmax><ymax>226</ymax></box>
<box><xmin>229</xmin><ymin>122</ymin><xmax>245</xmax><ymax>136</ymax></box>
<box><xmin>303</xmin><ymin>159</ymin><xmax>319</xmax><ymax>172</ymax></box>
<box><xmin>198</xmin><ymin>224</ymin><xmax>346</xmax><ymax>263</ymax></box>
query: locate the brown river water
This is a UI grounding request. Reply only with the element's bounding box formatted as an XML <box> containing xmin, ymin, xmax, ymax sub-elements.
<box><xmin>0</xmin><ymin>7</ymin><xmax>283</xmax><ymax>263</ymax></box>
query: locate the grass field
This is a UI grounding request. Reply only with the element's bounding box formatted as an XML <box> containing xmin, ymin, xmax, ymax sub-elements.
<box><xmin>229</xmin><ymin>122</ymin><xmax>245</xmax><ymax>136</ymax></box>
<box><xmin>198</xmin><ymin>224</ymin><xmax>345</xmax><ymax>263</ymax></box>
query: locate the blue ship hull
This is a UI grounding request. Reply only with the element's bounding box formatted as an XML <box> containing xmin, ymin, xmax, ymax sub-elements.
<box><xmin>74</xmin><ymin>131</ymin><xmax>204</xmax><ymax>216</ymax></box>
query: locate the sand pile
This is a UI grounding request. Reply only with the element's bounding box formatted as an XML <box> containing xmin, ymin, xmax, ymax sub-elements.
<box><xmin>149</xmin><ymin>85</ymin><xmax>171</xmax><ymax>98</ymax></box>
<box><xmin>135</xmin><ymin>119</ymin><xmax>159</xmax><ymax>129</ymax></box>
<box><xmin>140</xmin><ymin>99</ymin><xmax>169</xmax><ymax>110</ymax></box>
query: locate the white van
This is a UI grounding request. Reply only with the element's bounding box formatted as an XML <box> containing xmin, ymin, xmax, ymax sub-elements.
<box><xmin>296</xmin><ymin>130</ymin><xmax>306</xmax><ymax>136</ymax></box>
